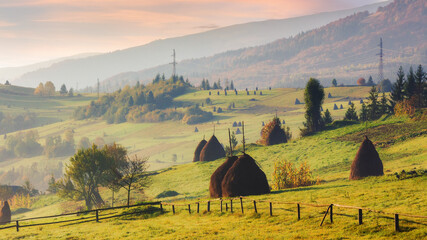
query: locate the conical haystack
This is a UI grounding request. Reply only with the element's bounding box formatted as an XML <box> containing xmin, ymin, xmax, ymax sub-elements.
<box><xmin>0</xmin><ymin>201</ymin><xmax>11</xmax><ymax>225</ymax></box>
<box><xmin>221</xmin><ymin>154</ymin><xmax>270</xmax><ymax>197</ymax></box>
<box><xmin>349</xmin><ymin>136</ymin><xmax>384</xmax><ymax>180</ymax></box>
<box><xmin>258</xmin><ymin>117</ymin><xmax>287</xmax><ymax>146</ymax></box>
<box><xmin>199</xmin><ymin>135</ymin><xmax>226</xmax><ymax>162</ymax></box>
<box><xmin>193</xmin><ymin>139</ymin><xmax>207</xmax><ymax>162</ymax></box>
<box><xmin>209</xmin><ymin>156</ymin><xmax>238</xmax><ymax>198</ymax></box>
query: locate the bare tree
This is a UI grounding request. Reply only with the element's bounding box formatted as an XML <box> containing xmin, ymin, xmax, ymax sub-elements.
<box><xmin>118</xmin><ymin>155</ymin><xmax>150</xmax><ymax>206</ymax></box>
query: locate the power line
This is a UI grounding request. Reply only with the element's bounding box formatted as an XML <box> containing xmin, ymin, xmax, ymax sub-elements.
<box><xmin>170</xmin><ymin>49</ymin><xmax>177</xmax><ymax>77</ymax></box>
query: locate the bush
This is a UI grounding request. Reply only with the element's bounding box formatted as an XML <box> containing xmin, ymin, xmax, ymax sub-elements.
<box><xmin>272</xmin><ymin>159</ymin><xmax>316</xmax><ymax>190</ymax></box>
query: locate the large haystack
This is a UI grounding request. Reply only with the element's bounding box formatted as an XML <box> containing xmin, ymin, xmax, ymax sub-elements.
<box><xmin>193</xmin><ymin>139</ymin><xmax>207</xmax><ymax>162</ymax></box>
<box><xmin>349</xmin><ymin>136</ymin><xmax>384</xmax><ymax>180</ymax></box>
<box><xmin>221</xmin><ymin>154</ymin><xmax>270</xmax><ymax>197</ymax></box>
<box><xmin>258</xmin><ymin>117</ymin><xmax>287</xmax><ymax>146</ymax></box>
<box><xmin>209</xmin><ymin>156</ymin><xmax>238</xmax><ymax>198</ymax></box>
<box><xmin>0</xmin><ymin>201</ymin><xmax>11</xmax><ymax>225</ymax></box>
<box><xmin>199</xmin><ymin>135</ymin><xmax>226</xmax><ymax>162</ymax></box>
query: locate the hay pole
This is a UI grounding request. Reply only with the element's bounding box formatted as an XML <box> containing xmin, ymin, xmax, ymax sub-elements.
<box><xmin>242</xmin><ymin>121</ymin><xmax>246</xmax><ymax>153</ymax></box>
<box><xmin>359</xmin><ymin>209</ymin><xmax>363</xmax><ymax>225</ymax></box>
<box><xmin>253</xmin><ymin>201</ymin><xmax>257</xmax><ymax>213</ymax></box>
<box><xmin>269</xmin><ymin>202</ymin><xmax>273</xmax><ymax>216</ymax></box>
<box><xmin>395</xmin><ymin>214</ymin><xmax>400</xmax><ymax>232</ymax></box>
<box><xmin>230</xmin><ymin>199</ymin><xmax>233</xmax><ymax>213</ymax></box>
<box><xmin>240</xmin><ymin>197</ymin><xmax>244</xmax><ymax>214</ymax></box>
<box><xmin>197</xmin><ymin>202</ymin><xmax>200</xmax><ymax>213</ymax></box>
<box><xmin>320</xmin><ymin>205</ymin><xmax>332</xmax><ymax>226</ymax></box>
<box><xmin>220</xmin><ymin>200</ymin><xmax>223</xmax><ymax>212</ymax></box>
<box><xmin>228</xmin><ymin>128</ymin><xmax>232</xmax><ymax>156</ymax></box>
<box><xmin>297</xmin><ymin>204</ymin><xmax>301</xmax><ymax>220</ymax></box>
<box><xmin>207</xmin><ymin>201</ymin><xmax>210</xmax><ymax>212</ymax></box>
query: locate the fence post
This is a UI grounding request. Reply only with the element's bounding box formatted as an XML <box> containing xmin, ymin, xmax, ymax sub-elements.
<box><xmin>358</xmin><ymin>209</ymin><xmax>363</xmax><ymax>225</ymax></box>
<box><xmin>253</xmin><ymin>201</ymin><xmax>257</xmax><ymax>213</ymax></box>
<box><xmin>269</xmin><ymin>202</ymin><xmax>273</xmax><ymax>216</ymax></box>
<box><xmin>220</xmin><ymin>200</ymin><xmax>223</xmax><ymax>212</ymax></box>
<box><xmin>160</xmin><ymin>203</ymin><xmax>163</xmax><ymax>212</ymax></box>
<box><xmin>96</xmin><ymin>210</ymin><xmax>99</xmax><ymax>222</ymax></box>
<box><xmin>197</xmin><ymin>202</ymin><xmax>200</xmax><ymax>213</ymax></box>
<box><xmin>172</xmin><ymin>205</ymin><xmax>175</xmax><ymax>214</ymax></box>
<box><xmin>320</xmin><ymin>205</ymin><xmax>331</xmax><ymax>226</ymax></box>
<box><xmin>230</xmin><ymin>200</ymin><xmax>233</xmax><ymax>213</ymax></box>
<box><xmin>297</xmin><ymin>204</ymin><xmax>301</xmax><ymax>220</ymax></box>
<box><xmin>188</xmin><ymin>204</ymin><xmax>191</xmax><ymax>214</ymax></box>
<box><xmin>330</xmin><ymin>204</ymin><xmax>333</xmax><ymax>223</ymax></box>
<box><xmin>16</xmin><ymin>220</ymin><xmax>19</xmax><ymax>232</ymax></box>
<box><xmin>395</xmin><ymin>214</ymin><xmax>400</xmax><ymax>232</ymax></box>
<box><xmin>207</xmin><ymin>201</ymin><xmax>210</xmax><ymax>212</ymax></box>
<box><xmin>226</xmin><ymin>203</ymin><xmax>228</xmax><ymax>212</ymax></box>
<box><xmin>240</xmin><ymin>197</ymin><xmax>244</xmax><ymax>214</ymax></box>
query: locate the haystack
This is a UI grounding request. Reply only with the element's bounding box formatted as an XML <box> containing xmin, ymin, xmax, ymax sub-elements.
<box><xmin>333</xmin><ymin>104</ymin><xmax>338</xmax><ymax>110</ymax></box>
<box><xmin>348</xmin><ymin>100</ymin><xmax>352</xmax><ymax>105</ymax></box>
<box><xmin>199</xmin><ymin>135</ymin><xmax>226</xmax><ymax>162</ymax></box>
<box><xmin>295</xmin><ymin>98</ymin><xmax>301</xmax><ymax>104</ymax></box>
<box><xmin>328</xmin><ymin>93</ymin><xmax>332</xmax><ymax>98</ymax></box>
<box><xmin>260</xmin><ymin>91</ymin><xmax>263</xmax><ymax>95</ymax></box>
<box><xmin>193</xmin><ymin>139</ymin><xmax>207</xmax><ymax>162</ymax></box>
<box><xmin>259</xmin><ymin>118</ymin><xmax>287</xmax><ymax>146</ymax></box>
<box><xmin>282</xmin><ymin>120</ymin><xmax>285</xmax><ymax>124</ymax></box>
<box><xmin>235</xmin><ymin>128</ymin><xmax>241</xmax><ymax>134</ymax></box>
<box><xmin>340</xmin><ymin>104</ymin><xmax>343</xmax><ymax>109</ymax></box>
<box><xmin>320</xmin><ymin>106</ymin><xmax>323</xmax><ymax>111</ymax></box>
<box><xmin>209</xmin><ymin>156</ymin><xmax>238</xmax><ymax>198</ymax></box>
<box><xmin>349</xmin><ymin>136</ymin><xmax>384</xmax><ymax>180</ymax></box>
<box><xmin>238</xmin><ymin>122</ymin><xmax>242</xmax><ymax>127</ymax></box>
<box><xmin>262</xmin><ymin>121</ymin><xmax>265</xmax><ymax>126</ymax></box>
<box><xmin>194</xmin><ymin>127</ymin><xmax>199</xmax><ymax>132</ymax></box>
<box><xmin>360</xmin><ymin>99</ymin><xmax>364</xmax><ymax>104</ymax></box>
<box><xmin>0</xmin><ymin>201</ymin><xmax>11</xmax><ymax>225</ymax></box>
<box><xmin>221</xmin><ymin>154</ymin><xmax>270</xmax><ymax>197</ymax></box>
<box><xmin>232</xmin><ymin>121</ymin><xmax>237</xmax><ymax>127</ymax></box>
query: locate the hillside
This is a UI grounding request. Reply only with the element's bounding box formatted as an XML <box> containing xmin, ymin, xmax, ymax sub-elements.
<box><xmin>117</xmin><ymin>0</ymin><xmax>427</xmax><ymax>89</ymax></box>
<box><xmin>10</xmin><ymin>2</ymin><xmax>389</xmax><ymax>89</ymax></box>
<box><xmin>4</xmin><ymin>115</ymin><xmax>426</xmax><ymax>239</ymax></box>
<box><xmin>0</xmin><ymin>85</ymin><xmax>371</xmax><ymax>191</ymax></box>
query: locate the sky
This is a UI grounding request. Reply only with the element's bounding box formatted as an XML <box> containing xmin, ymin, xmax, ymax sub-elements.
<box><xmin>0</xmin><ymin>0</ymin><xmax>386</xmax><ymax>68</ymax></box>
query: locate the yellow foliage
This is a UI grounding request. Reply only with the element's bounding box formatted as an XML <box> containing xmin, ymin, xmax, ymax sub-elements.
<box><xmin>9</xmin><ymin>194</ymin><xmax>32</xmax><ymax>209</ymax></box>
<box><xmin>272</xmin><ymin>159</ymin><xmax>315</xmax><ymax>190</ymax></box>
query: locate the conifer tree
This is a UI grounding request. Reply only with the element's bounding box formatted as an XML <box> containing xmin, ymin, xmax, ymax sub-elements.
<box><xmin>390</xmin><ymin>66</ymin><xmax>405</xmax><ymax>110</ymax></box>
<box><xmin>405</xmin><ymin>66</ymin><xmax>416</xmax><ymax>98</ymax></box>
<box><xmin>344</xmin><ymin>103</ymin><xmax>358</xmax><ymax>121</ymax></box>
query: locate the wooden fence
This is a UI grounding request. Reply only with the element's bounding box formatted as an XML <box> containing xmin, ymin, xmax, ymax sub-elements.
<box><xmin>1</xmin><ymin>197</ymin><xmax>426</xmax><ymax>233</ymax></box>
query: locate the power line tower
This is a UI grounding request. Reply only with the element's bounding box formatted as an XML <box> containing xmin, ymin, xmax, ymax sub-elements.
<box><xmin>377</xmin><ymin>37</ymin><xmax>384</xmax><ymax>83</ymax></box>
<box><xmin>169</xmin><ymin>49</ymin><xmax>177</xmax><ymax>77</ymax></box>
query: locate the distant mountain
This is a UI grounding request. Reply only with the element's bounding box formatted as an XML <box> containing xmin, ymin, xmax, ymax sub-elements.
<box><xmin>11</xmin><ymin>1</ymin><xmax>390</xmax><ymax>89</ymax></box>
<box><xmin>107</xmin><ymin>0</ymin><xmax>425</xmax><ymax>90</ymax></box>
<box><xmin>0</xmin><ymin>53</ymin><xmax>100</xmax><ymax>84</ymax></box>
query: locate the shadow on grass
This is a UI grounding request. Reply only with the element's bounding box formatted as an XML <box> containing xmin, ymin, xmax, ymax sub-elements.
<box><xmin>270</xmin><ymin>184</ymin><xmax>350</xmax><ymax>195</ymax></box>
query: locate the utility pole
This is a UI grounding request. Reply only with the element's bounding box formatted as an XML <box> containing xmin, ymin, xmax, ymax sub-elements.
<box><xmin>377</xmin><ymin>38</ymin><xmax>384</xmax><ymax>83</ymax></box>
<box><xmin>170</xmin><ymin>49</ymin><xmax>177</xmax><ymax>77</ymax></box>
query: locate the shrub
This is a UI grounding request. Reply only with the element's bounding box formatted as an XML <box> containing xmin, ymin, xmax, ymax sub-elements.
<box><xmin>272</xmin><ymin>159</ymin><xmax>315</xmax><ymax>190</ymax></box>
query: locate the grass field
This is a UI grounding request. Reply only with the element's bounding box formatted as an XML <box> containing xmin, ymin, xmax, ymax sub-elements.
<box><xmin>1</xmin><ymin>84</ymin><xmax>426</xmax><ymax>239</ymax></box>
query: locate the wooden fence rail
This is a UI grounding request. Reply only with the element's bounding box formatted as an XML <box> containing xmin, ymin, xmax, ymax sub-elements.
<box><xmin>1</xmin><ymin>196</ymin><xmax>426</xmax><ymax>233</ymax></box>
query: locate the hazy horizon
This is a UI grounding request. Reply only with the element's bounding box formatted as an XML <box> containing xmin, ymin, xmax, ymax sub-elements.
<box><xmin>0</xmin><ymin>0</ymin><xmax>386</xmax><ymax>68</ymax></box>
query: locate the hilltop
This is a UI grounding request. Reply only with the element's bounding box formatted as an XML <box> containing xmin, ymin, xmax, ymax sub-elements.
<box><xmin>114</xmin><ymin>0</ymin><xmax>426</xmax><ymax>89</ymax></box>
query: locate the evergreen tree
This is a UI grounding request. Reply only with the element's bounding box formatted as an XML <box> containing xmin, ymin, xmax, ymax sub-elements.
<box><xmin>367</xmin><ymin>76</ymin><xmax>374</xmax><ymax>86</ymax></box>
<box><xmin>217</xmin><ymin>79</ymin><xmax>222</xmax><ymax>89</ymax></box>
<box><xmin>302</xmin><ymin>78</ymin><xmax>325</xmax><ymax>133</ymax></box>
<box><xmin>230</xmin><ymin>80</ymin><xmax>234</xmax><ymax>90</ymax></box>
<box><xmin>414</xmin><ymin>64</ymin><xmax>426</xmax><ymax>107</ymax></box>
<box><xmin>360</xmin><ymin>102</ymin><xmax>368</xmax><ymax>121</ymax></box>
<box><xmin>379</xmin><ymin>93</ymin><xmax>389</xmax><ymax>115</ymax></box>
<box><xmin>213</xmin><ymin>82</ymin><xmax>219</xmax><ymax>89</ymax></box>
<box><xmin>136</xmin><ymin>92</ymin><xmax>145</xmax><ymax>105</ymax></box>
<box><xmin>68</xmin><ymin>88</ymin><xmax>74</xmax><ymax>97</ymax></box>
<box><xmin>128</xmin><ymin>96</ymin><xmax>134</xmax><ymax>107</ymax></box>
<box><xmin>367</xmin><ymin>86</ymin><xmax>380</xmax><ymax>120</ymax></box>
<box><xmin>201</xmin><ymin>79</ymin><xmax>206</xmax><ymax>90</ymax></box>
<box><xmin>332</xmin><ymin>79</ymin><xmax>337</xmax><ymax>87</ymax></box>
<box><xmin>405</xmin><ymin>66</ymin><xmax>416</xmax><ymax>98</ymax></box>
<box><xmin>390</xmin><ymin>66</ymin><xmax>405</xmax><ymax>110</ymax></box>
<box><xmin>344</xmin><ymin>103</ymin><xmax>358</xmax><ymax>121</ymax></box>
<box><xmin>322</xmin><ymin>109</ymin><xmax>333</xmax><ymax>124</ymax></box>
<box><xmin>206</xmin><ymin>80</ymin><xmax>211</xmax><ymax>90</ymax></box>
<box><xmin>60</xmin><ymin>84</ymin><xmax>68</xmax><ymax>95</ymax></box>
<box><xmin>146</xmin><ymin>91</ymin><xmax>154</xmax><ymax>103</ymax></box>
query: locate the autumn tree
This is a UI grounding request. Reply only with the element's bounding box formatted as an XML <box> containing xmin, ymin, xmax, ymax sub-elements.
<box><xmin>34</xmin><ymin>83</ymin><xmax>45</xmax><ymax>96</ymax></box>
<box><xmin>60</xmin><ymin>84</ymin><xmax>68</xmax><ymax>95</ymax></box>
<box><xmin>44</xmin><ymin>81</ymin><xmax>56</xmax><ymax>96</ymax></box>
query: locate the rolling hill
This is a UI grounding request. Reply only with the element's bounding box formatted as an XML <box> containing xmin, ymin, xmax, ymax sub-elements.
<box><xmin>108</xmin><ymin>0</ymin><xmax>426</xmax><ymax>90</ymax></box>
<box><xmin>10</xmin><ymin>2</ymin><xmax>389</xmax><ymax>89</ymax></box>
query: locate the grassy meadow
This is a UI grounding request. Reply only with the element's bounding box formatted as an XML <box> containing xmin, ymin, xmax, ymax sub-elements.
<box><xmin>1</xmin><ymin>84</ymin><xmax>426</xmax><ymax>239</ymax></box>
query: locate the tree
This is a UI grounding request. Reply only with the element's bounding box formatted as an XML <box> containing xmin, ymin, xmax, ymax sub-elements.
<box><xmin>5</xmin><ymin>80</ymin><xmax>10</xmax><ymax>85</ymax></box>
<box><xmin>44</xmin><ymin>81</ymin><xmax>56</xmax><ymax>96</ymax></box>
<box><xmin>34</xmin><ymin>83</ymin><xmax>45</xmax><ymax>96</ymax></box>
<box><xmin>136</xmin><ymin>92</ymin><xmax>145</xmax><ymax>105</ymax></box>
<box><xmin>367</xmin><ymin>86</ymin><xmax>380</xmax><ymax>120</ymax></box>
<box><xmin>332</xmin><ymin>79</ymin><xmax>337</xmax><ymax>87</ymax></box>
<box><xmin>367</xmin><ymin>76</ymin><xmax>374</xmax><ymax>86</ymax></box>
<box><xmin>205</xmin><ymin>80</ymin><xmax>211</xmax><ymax>90</ymax></box>
<box><xmin>78</xmin><ymin>137</ymin><xmax>91</xmax><ymax>150</ymax></box>
<box><xmin>58</xmin><ymin>144</ymin><xmax>114</xmax><ymax>210</ymax></box>
<box><xmin>360</xmin><ymin>102</ymin><xmax>368</xmax><ymax>121</ymax></box>
<box><xmin>60</xmin><ymin>84</ymin><xmax>68</xmax><ymax>95</ymax></box>
<box><xmin>379</xmin><ymin>93</ymin><xmax>389</xmax><ymax>115</ymax></box>
<box><xmin>230</xmin><ymin>80</ymin><xmax>235</xmax><ymax>90</ymax></box>
<box><xmin>414</xmin><ymin>64</ymin><xmax>425</xmax><ymax>107</ymax></box>
<box><xmin>390</xmin><ymin>66</ymin><xmax>405</xmax><ymax>110</ymax></box>
<box><xmin>405</xmin><ymin>66</ymin><xmax>416</xmax><ymax>98</ymax></box>
<box><xmin>117</xmin><ymin>155</ymin><xmax>149</xmax><ymax>206</ymax></box>
<box><xmin>128</xmin><ymin>96</ymin><xmax>134</xmax><ymax>107</ymax></box>
<box><xmin>302</xmin><ymin>78</ymin><xmax>325</xmax><ymax>133</ymax></box>
<box><xmin>68</xmin><ymin>88</ymin><xmax>74</xmax><ymax>97</ymax></box>
<box><xmin>103</xmin><ymin>143</ymin><xmax>128</xmax><ymax>207</ymax></box>
<box><xmin>344</xmin><ymin>103</ymin><xmax>358</xmax><ymax>121</ymax></box>
<box><xmin>378</xmin><ymin>79</ymin><xmax>392</xmax><ymax>92</ymax></box>
<box><xmin>47</xmin><ymin>175</ymin><xmax>58</xmax><ymax>193</ymax></box>
<box><xmin>357</xmin><ymin>78</ymin><xmax>366</xmax><ymax>86</ymax></box>
<box><xmin>146</xmin><ymin>91</ymin><xmax>154</xmax><ymax>103</ymax></box>
<box><xmin>323</xmin><ymin>109</ymin><xmax>333</xmax><ymax>124</ymax></box>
